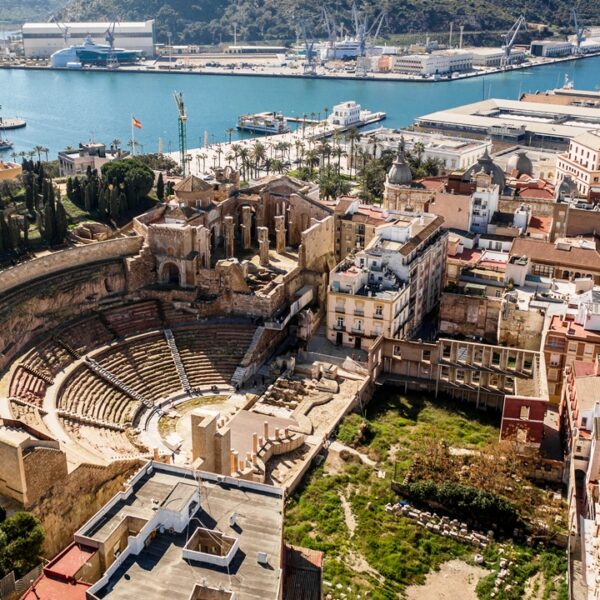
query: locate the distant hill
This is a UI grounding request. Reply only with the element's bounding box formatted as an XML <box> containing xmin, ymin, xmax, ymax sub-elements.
<box><xmin>0</xmin><ymin>0</ymin><xmax>66</xmax><ymax>24</ymax></box>
<box><xmin>52</xmin><ymin>0</ymin><xmax>600</xmax><ymax>45</ymax></box>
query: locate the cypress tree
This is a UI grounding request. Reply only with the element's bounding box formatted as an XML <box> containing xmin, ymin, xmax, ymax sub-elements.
<box><xmin>109</xmin><ymin>185</ymin><xmax>120</xmax><ymax>219</ymax></box>
<box><xmin>84</xmin><ymin>183</ymin><xmax>93</xmax><ymax>212</ymax></box>
<box><xmin>23</xmin><ymin>171</ymin><xmax>35</xmax><ymax>213</ymax></box>
<box><xmin>0</xmin><ymin>211</ymin><xmax>10</xmax><ymax>251</ymax></box>
<box><xmin>119</xmin><ymin>191</ymin><xmax>128</xmax><ymax>217</ymax></box>
<box><xmin>43</xmin><ymin>202</ymin><xmax>55</xmax><ymax>245</ymax></box>
<box><xmin>156</xmin><ymin>173</ymin><xmax>165</xmax><ymax>201</ymax></box>
<box><xmin>8</xmin><ymin>215</ymin><xmax>20</xmax><ymax>249</ymax></box>
<box><xmin>55</xmin><ymin>200</ymin><xmax>68</xmax><ymax>243</ymax></box>
<box><xmin>66</xmin><ymin>177</ymin><xmax>73</xmax><ymax>201</ymax></box>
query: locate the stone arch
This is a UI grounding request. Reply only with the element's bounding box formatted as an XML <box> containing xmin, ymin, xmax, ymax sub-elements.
<box><xmin>161</xmin><ymin>261</ymin><xmax>181</xmax><ymax>286</ymax></box>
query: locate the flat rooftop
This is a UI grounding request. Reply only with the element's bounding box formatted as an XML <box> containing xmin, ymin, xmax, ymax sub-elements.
<box><xmin>95</xmin><ymin>487</ymin><xmax>283</xmax><ymax>600</ymax></box>
<box><xmin>416</xmin><ymin>98</ymin><xmax>600</xmax><ymax>139</ymax></box>
<box><xmin>83</xmin><ymin>464</ymin><xmax>284</xmax><ymax>600</ymax></box>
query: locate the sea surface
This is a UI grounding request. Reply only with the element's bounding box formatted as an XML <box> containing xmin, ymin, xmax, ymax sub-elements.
<box><xmin>0</xmin><ymin>55</ymin><xmax>599</xmax><ymax>156</ymax></box>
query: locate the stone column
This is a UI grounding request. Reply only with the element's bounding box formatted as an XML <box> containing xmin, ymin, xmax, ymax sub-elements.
<box><xmin>224</xmin><ymin>216</ymin><xmax>235</xmax><ymax>258</ymax></box>
<box><xmin>274</xmin><ymin>215</ymin><xmax>286</xmax><ymax>253</ymax></box>
<box><xmin>241</xmin><ymin>206</ymin><xmax>252</xmax><ymax>250</ymax></box>
<box><xmin>258</xmin><ymin>227</ymin><xmax>270</xmax><ymax>267</ymax></box>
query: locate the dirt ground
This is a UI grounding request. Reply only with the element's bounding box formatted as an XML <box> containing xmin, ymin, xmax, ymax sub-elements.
<box><xmin>404</xmin><ymin>560</ymin><xmax>489</xmax><ymax>600</ymax></box>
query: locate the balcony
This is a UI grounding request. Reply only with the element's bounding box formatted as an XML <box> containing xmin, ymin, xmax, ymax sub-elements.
<box><xmin>352</xmin><ymin>327</ymin><xmax>364</xmax><ymax>335</ymax></box>
<box><xmin>354</xmin><ymin>309</ymin><xmax>365</xmax><ymax>317</ymax></box>
<box><xmin>335</xmin><ymin>306</ymin><xmax>346</xmax><ymax>314</ymax></box>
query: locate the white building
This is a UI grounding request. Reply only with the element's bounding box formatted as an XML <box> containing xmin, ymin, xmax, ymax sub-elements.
<box><xmin>392</xmin><ymin>53</ymin><xmax>450</xmax><ymax>76</ymax></box>
<box><xmin>439</xmin><ymin>50</ymin><xmax>473</xmax><ymax>72</ymax></box>
<box><xmin>530</xmin><ymin>40</ymin><xmax>574</xmax><ymax>58</ymax></box>
<box><xmin>556</xmin><ymin>131</ymin><xmax>600</xmax><ymax>199</ymax></box>
<box><xmin>22</xmin><ymin>21</ymin><xmax>155</xmax><ymax>58</ymax></box>
<box><xmin>470</xmin><ymin>47</ymin><xmax>526</xmax><ymax>67</ymax></box>
<box><xmin>327</xmin><ymin>213</ymin><xmax>447</xmax><ymax>348</ymax></box>
<box><xmin>58</xmin><ymin>142</ymin><xmax>126</xmax><ymax>177</ymax></box>
<box><xmin>328</xmin><ymin>101</ymin><xmax>362</xmax><ymax>126</ymax></box>
<box><xmin>353</xmin><ymin>128</ymin><xmax>491</xmax><ymax>172</ymax></box>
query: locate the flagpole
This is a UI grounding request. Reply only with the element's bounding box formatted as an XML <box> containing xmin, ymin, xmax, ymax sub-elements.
<box><xmin>131</xmin><ymin>114</ymin><xmax>135</xmax><ymax>156</ymax></box>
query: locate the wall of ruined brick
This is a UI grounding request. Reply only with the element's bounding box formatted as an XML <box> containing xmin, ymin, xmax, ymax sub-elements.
<box><xmin>498</xmin><ymin>301</ymin><xmax>546</xmax><ymax>351</ymax></box>
<box><xmin>300</xmin><ymin>216</ymin><xmax>335</xmax><ymax>271</ymax></box>
<box><xmin>440</xmin><ymin>293</ymin><xmax>501</xmax><ymax>343</ymax></box>
<box><xmin>22</xmin><ymin>446</ymin><xmax>68</xmax><ymax>507</ymax></box>
<box><xmin>32</xmin><ymin>460</ymin><xmax>143</xmax><ymax>558</ymax></box>
<box><xmin>0</xmin><ymin>260</ymin><xmax>128</xmax><ymax>373</ymax></box>
<box><xmin>0</xmin><ymin>441</ymin><xmax>25</xmax><ymax>504</ymax></box>
<box><xmin>0</xmin><ymin>237</ymin><xmax>142</xmax><ymax>295</ymax></box>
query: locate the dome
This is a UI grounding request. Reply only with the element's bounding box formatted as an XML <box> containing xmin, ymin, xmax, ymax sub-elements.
<box><xmin>464</xmin><ymin>149</ymin><xmax>506</xmax><ymax>190</ymax></box>
<box><xmin>507</xmin><ymin>150</ymin><xmax>533</xmax><ymax>177</ymax></box>
<box><xmin>387</xmin><ymin>151</ymin><xmax>413</xmax><ymax>186</ymax></box>
<box><xmin>556</xmin><ymin>175</ymin><xmax>579</xmax><ymax>200</ymax></box>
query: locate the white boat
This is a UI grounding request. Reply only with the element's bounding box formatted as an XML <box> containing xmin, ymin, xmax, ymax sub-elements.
<box><xmin>237</xmin><ymin>112</ymin><xmax>290</xmax><ymax>135</ymax></box>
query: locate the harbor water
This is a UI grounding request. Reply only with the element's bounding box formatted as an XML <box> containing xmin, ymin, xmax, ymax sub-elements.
<box><xmin>0</xmin><ymin>55</ymin><xmax>599</xmax><ymax>156</ymax></box>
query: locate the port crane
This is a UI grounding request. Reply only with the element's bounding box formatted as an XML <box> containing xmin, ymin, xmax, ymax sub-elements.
<box><xmin>501</xmin><ymin>15</ymin><xmax>527</xmax><ymax>67</ymax></box>
<box><xmin>351</xmin><ymin>3</ymin><xmax>386</xmax><ymax>57</ymax></box>
<box><xmin>105</xmin><ymin>21</ymin><xmax>117</xmax><ymax>49</ymax></box>
<box><xmin>320</xmin><ymin>7</ymin><xmax>337</xmax><ymax>50</ymax></box>
<box><xmin>571</xmin><ymin>8</ymin><xmax>585</xmax><ymax>54</ymax></box>
<box><xmin>52</xmin><ymin>18</ymin><xmax>70</xmax><ymax>47</ymax></box>
<box><xmin>299</xmin><ymin>22</ymin><xmax>317</xmax><ymax>76</ymax></box>
<box><xmin>173</xmin><ymin>91</ymin><xmax>188</xmax><ymax>176</ymax></box>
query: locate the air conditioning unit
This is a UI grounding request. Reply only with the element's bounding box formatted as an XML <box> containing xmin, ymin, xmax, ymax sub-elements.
<box><xmin>229</xmin><ymin>512</ymin><xmax>237</xmax><ymax>527</ymax></box>
<box><xmin>257</xmin><ymin>552</ymin><xmax>269</xmax><ymax>565</ymax></box>
<box><xmin>216</xmin><ymin>475</ymin><xmax>225</xmax><ymax>483</ymax></box>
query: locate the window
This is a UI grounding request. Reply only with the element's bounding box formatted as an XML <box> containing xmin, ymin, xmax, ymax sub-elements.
<box><xmin>394</xmin><ymin>346</ymin><xmax>402</xmax><ymax>357</ymax></box>
<box><xmin>456</xmin><ymin>369</ymin><xmax>465</xmax><ymax>382</ymax></box>
<box><xmin>568</xmin><ymin>342</ymin><xmax>578</xmax><ymax>354</ymax></box>
<box><xmin>582</xmin><ymin>417</ymin><xmax>588</xmax><ymax>428</ymax></box>
<box><xmin>520</xmin><ymin>405</ymin><xmax>530</xmax><ymax>420</ymax></box>
<box><xmin>375</xmin><ymin>305</ymin><xmax>383</xmax><ymax>317</ymax></box>
<box><xmin>336</xmin><ymin>317</ymin><xmax>345</xmax><ymax>329</ymax></box>
<box><xmin>422</xmin><ymin>349</ymin><xmax>431</xmax><ymax>362</ymax></box>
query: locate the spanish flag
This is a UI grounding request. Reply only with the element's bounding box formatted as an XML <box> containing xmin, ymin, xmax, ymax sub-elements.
<box><xmin>132</xmin><ymin>116</ymin><xmax>142</xmax><ymax>129</ymax></box>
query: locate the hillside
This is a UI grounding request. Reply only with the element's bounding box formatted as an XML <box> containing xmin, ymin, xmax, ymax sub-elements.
<box><xmin>0</xmin><ymin>0</ymin><xmax>66</xmax><ymax>24</ymax></box>
<box><xmin>32</xmin><ymin>0</ymin><xmax>600</xmax><ymax>45</ymax></box>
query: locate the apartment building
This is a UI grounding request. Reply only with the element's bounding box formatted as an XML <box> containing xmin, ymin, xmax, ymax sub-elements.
<box><xmin>556</xmin><ymin>131</ymin><xmax>600</xmax><ymax>199</ymax></box>
<box><xmin>327</xmin><ymin>213</ymin><xmax>447</xmax><ymax>349</ymax></box>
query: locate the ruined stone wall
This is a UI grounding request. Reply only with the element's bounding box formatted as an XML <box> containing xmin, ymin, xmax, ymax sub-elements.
<box><xmin>288</xmin><ymin>194</ymin><xmax>332</xmax><ymax>246</ymax></box>
<box><xmin>499</xmin><ymin>198</ymin><xmax>555</xmax><ymax>218</ymax></box>
<box><xmin>0</xmin><ymin>260</ymin><xmax>127</xmax><ymax>374</ymax></box>
<box><xmin>440</xmin><ymin>293</ymin><xmax>501</xmax><ymax>343</ymax></box>
<box><xmin>300</xmin><ymin>216</ymin><xmax>335</xmax><ymax>272</ymax></box>
<box><xmin>0</xmin><ymin>441</ymin><xmax>24</xmax><ymax>504</ymax></box>
<box><xmin>22</xmin><ymin>446</ymin><xmax>68</xmax><ymax>508</ymax></box>
<box><xmin>498</xmin><ymin>301</ymin><xmax>545</xmax><ymax>351</ymax></box>
<box><xmin>32</xmin><ymin>460</ymin><xmax>143</xmax><ymax>558</ymax></box>
<box><xmin>0</xmin><ymin>237</ymin><xmax>142</xmax><ymax>295</ymax></box>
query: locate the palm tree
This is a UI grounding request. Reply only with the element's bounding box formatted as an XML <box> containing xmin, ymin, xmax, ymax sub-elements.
<box><xmin>10</xmin><ymin>151</ymin><xmax>17</xmax><ymax>163</ymax></box>
<box><xmin>230</xmin><ymin>143</ymin><xmax>241</xmax><ymax>169</ymax></box>
<box><xmin>251</xmin><ymin>142</ymin><xmax>266</xmax><ymax>178</ymax></box>
<box><xmin>226</xmin><ymin>128</ymin><xmax>235</xmax><ymax>144</ymax></box>
<box><xmin>238</xmin><ymin>147</ymin><xmax>249</xmax><ymax>180</ymax></box>
<box><xmin>27</xmin><ymin>150</ymin><xmax>36</xmax><ymax>161</ymax></box>
<box><xmin>346</xmin><ymin>127</ymin><xmax>360</xmax><ymax>176</ymax></box>
<box><xmin>33</xmin><ymin>145</ymin><xmax>43</xmax><ymax>162</ymax></box>
<box><xmin>215</xmin><ymin>145</ymin><xmax>223</xmax><ymax>167</ymax></box>
<box><xmin>198</xmin><ymin>151</ymin><xmax>208</xmax><ymax>173</ymax></box>
<box><xmin>111</xmin><ymin>138</ymin><xmax>121</xmax><ymax>152</ymax></box>
<box><xmin>225</xmin><ymin>152</ymin><xmax>234</xmax><ymax>167</ymax></box>
<box><xmin>323</xmin><ymin>106</ymin><xmax>329</xmax><ymax>128</ymax></box>
<box><xmin>18</xmin><ymin>151</ymin><xmax>26</xmax><ymax>164</ymax></box>
<box><xmin>42</xmin><ymin>147</ymin><xmax>49</xmax><ymax>162</ymax></box>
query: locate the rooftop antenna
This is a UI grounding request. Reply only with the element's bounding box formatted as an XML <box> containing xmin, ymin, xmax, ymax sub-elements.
<box><xmin>174</xmin><ymin>91</ymin><xmax>188</xmax><ymax>176</ymax></box>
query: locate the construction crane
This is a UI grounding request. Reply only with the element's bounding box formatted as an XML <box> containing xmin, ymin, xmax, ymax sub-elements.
<box><xmin>320</xmin><ymin>7</ymin><xmax>336</xmax><ymax>50</ymax></box>
<box><xmin>52</xmin><ymin>18</ymin><xmax>70</xmax><ymax>47</ymax></box>
<box><xmin>571</xmin><ymin>8</ymin><xmax>585</xmax><ymax>54</ymax></box>
<box><xmin>299</xmin><ymin>22</ymin><xmax>317</xmax><ymax>76</ymax></box>
<box><xmin>501</xmin><ymin>15</ymin><xmax>527</xmax><ymax>67</ymax></box>
<box><xmin>105</xmin><ymin>21</ymin><xmax>117</xmax><ymax>50</ymax></box>
<box><xmin>351</xmin><ymin>3</ymin><xmax>386</xmax><ymax>57</ymax></box>
<box><xmin>173</xmin><ymin>91</ymin><xmax>188</xmax><ymax>176</ymax></box>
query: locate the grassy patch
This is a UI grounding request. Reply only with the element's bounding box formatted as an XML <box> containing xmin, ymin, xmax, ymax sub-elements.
<box><xmin>285</xmin><ymin>388</ymin><xmax>566</xmax><ymax>599</ymax></box>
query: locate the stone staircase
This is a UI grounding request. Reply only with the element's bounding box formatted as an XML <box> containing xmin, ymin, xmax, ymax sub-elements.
<box><xmin>164</xmin><ymin>328</ymin><xmax>193</xmax><ymax>395</ymax></box>
<box><xmin>21</xmin><ymin>364</ymin><xmax>53</xmax><ymax>385</ymax></box>
<box><xmin>53</xmin><ymin>335</ymin><xmax>81</xmax><ymax>360</ymax></box>
<box><xmin>85</xmin><ymin>358</ymin><xmax>154</xmax><ymax>409</ymax></box>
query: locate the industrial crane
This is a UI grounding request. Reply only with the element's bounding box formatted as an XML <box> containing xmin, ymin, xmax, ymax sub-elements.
<box><xmin>501</xmin><ymin>15</ymin><xmax>527</xmax><ymax>67</ymax></box>
<box><xmin>320</xmin><ymin>7</ymin><xmax>337</xmax><ymax>50</ymax></box>
<box><xmin>351</xmin><ymin>3</ymin><xmax>386</xmax><ymax>57</ymax></box>
<box><xmin>173</xmin><ymin>91</ymin><xmax>188</xmax><ymax>176</ymax></box>
<box><xmin>52</xmin><ymin>18</ymin><xmax>70</xmax><ymax>47</ymax></box>
<box><xmin>571</xmin><ymin>8</ymin><xmax>585</xmax><ymax>54</ymax></box>
<box><xmin>299</xmin><ymin>22</ymin><xmax>317</xmax><ymax>76</ymax></box>
<box><xmin>105</xmin><ymin>21</ymin><xmax>117</xmax><ymax>50</ymax></box>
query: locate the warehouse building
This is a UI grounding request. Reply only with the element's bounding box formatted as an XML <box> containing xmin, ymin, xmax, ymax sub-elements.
<box><xmin>22</xmin><ymin>21</ymin><xmax>155</xmax><ymax>58</ymax></box>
